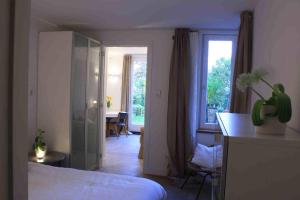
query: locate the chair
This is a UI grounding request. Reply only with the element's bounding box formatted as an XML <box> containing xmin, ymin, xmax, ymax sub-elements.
<box><xmin>181</xmin><ymin>144</ymin><xmax>221</xmax><ymax>200</ymax></box>
<box><xmin>110</xmin><ymin>112</ymin><xmax>128</xmax><ymax>137</ymax></box>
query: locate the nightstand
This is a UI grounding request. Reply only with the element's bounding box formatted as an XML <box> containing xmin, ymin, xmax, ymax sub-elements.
<box><xmin>28</xmin><ymin>151</ymin><xmax>66</xmax><ymax>167</ymax></box>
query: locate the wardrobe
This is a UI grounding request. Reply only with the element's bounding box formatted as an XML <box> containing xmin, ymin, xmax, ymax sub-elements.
<box><xmin>37</xmin><ymin>31</ymin><xmax>102</xmax><ymax>170</ymax></box>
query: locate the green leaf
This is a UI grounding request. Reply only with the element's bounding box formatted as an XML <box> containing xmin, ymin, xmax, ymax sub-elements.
<box><xmin>252</xmin><ymin>100</ymin><xmax>265</xmax><ymax>126</ymax></box>
<box><xmin>265</xmin><ymin>96</ymin><xmax>276</xmax><ymax>105</ymax></box>
<box><xmin>265</xmin><ymin>96</ymin><xmax>278</xmax><ymax>116</ymax></box>
<box><xmin>277</xmin><ymin>93</ymin><xmax>292</xmax><ymax>123</ymax></box>
<box><xmin>273</xmin><ymin>83</ymin><xmax>285</xmax><ymax>95</ymax></box>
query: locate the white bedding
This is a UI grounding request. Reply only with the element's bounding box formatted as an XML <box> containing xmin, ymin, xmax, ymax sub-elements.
<box><xmin>28</xmin><ymin>162</ymin><xmax>167</xmax><ymax>200</ymax></box>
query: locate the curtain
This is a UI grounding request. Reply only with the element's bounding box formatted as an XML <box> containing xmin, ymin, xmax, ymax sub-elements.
<box><xmin>167</xmin><ymin>29</ymin><xmax>199</xmax><ymax>177</ymax></box>
<box><xmin>230</xmin><ymin>11</ymin><xmax>254</xmax><ymax>113</ymax></box>
<box><xmin>121</xmin><ymin>55</ymin><xmax>132</xmax><ymax>112</ymax></box>
<box><xmin>188</xmin><ymin>32</ymin><xmax>200</xmax><ymax>151</ymax></box>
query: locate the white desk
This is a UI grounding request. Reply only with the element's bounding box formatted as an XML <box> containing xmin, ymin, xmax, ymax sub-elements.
<box><xmin>217</xmin><ymin>113</ymin><xmax>300</xmax><ymax>200</ymax></box>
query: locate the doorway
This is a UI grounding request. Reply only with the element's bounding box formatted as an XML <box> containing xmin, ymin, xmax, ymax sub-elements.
<box><xmin>101</xmin><ymin>46</ymin><xmax>148</xmax><ymax>176</ymax></box>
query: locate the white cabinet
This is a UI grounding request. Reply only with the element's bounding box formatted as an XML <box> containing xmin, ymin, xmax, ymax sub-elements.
<box><xmin>217</xmin><ymin>113</ymin><xmax>300</xmax><ymax>200</ymax></box>
<box><xmin>37</xmin><ymin>31</ymin><xmax>101</xmax><ymax>170</ymax></box>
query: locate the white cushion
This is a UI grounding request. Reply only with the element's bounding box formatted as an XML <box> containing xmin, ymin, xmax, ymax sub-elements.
<box><xmin>191</xmin><ymin>143</ymin><xmax>223</xmax><ymax>169</ymax></box>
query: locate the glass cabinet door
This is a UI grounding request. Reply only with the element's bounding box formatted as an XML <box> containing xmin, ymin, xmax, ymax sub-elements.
<box><xmin>86</xmin><ymin>40</ymin><xmax>100</xmax><ymax>170</ymax></box>
<box><xmin>71</xmin><ymin>34</ymin><xmax>88</xmax><ymax>169</ymax></box>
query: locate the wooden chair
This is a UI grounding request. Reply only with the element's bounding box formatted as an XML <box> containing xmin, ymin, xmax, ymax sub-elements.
<box><xmin>110</xmin><ymin>112</ymin><xmax>128</xmax><ymax>137</ymax></box>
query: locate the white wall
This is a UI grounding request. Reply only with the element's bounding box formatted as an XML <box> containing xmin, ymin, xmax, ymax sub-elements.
<box><xmin>28</xmin><ymin>15</ymin><xmax>60</xmax><ymax>151</ymax></box>
<box><xmin>253</xmin><ymin>0</ymin><xmax>300</xmax><ymax>131</ymax></box>
<box><xmin>106</xmin><ymin>49</ymin><xmax>124</xmax><ymax>112</ymax></box>
<box><xmin>85</xmin><ymin>30</ymin><xmax>174</xmax><ymax>175</ymax></box>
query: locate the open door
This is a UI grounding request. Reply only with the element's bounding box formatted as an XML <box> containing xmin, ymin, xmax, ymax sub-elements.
<box><xmin>86</xmin><ymin>39</ymin><xmax>103</xmax><ymax>170</ymax></box>
<box><xmin>128</xmin><ymin>54</ymin><xmax>147</xmax><ymax>132</ymax></box>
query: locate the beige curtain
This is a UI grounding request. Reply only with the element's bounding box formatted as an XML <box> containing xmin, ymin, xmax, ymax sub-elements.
<box><xmin>167</xmin><ymin>28</ymin><xmax>196</xmax><ymax>177</ymax></box>
<box><xmin>230</xmin><ymin>11</ymin><xmax>254</xmax><ymax>113</ymax></box>
<box><xmin>121</xmin><ymin>55</ymin><xmax>132</xmax><ymax>112</ymax></box>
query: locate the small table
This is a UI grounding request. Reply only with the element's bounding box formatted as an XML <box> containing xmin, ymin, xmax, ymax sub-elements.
<box><xmin>106</xmin><ymin>111</ymin><xmax>119</xmax><ymax>118</ymax></box>
<box><xmin>106</xmin><ymin>111</ymin><xmax>119</xmax><ymax>136</ymax></box>
<box><xmin>28</xmin><ymin>151</ymin><xmax>66</xmax><ymax>167</ymax></box>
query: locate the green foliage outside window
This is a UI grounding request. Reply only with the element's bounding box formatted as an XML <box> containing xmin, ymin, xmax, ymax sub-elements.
<box><xmin>207</xmin><ymin>57</ymin><xmax>232</xmax><ymax>112</ymax></box>
<box><xmin>132</xmin><ymin>60</ymin><xmax>146</xmax><ymax>125</ymax></box>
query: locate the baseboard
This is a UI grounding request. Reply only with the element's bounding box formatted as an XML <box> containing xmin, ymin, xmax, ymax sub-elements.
<box><xmin>130</xmin><ymin>131</ymin><xmax>141</xmax><ymax>135</ymax></box>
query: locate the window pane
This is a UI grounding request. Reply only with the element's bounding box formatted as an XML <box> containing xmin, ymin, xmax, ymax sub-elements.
<box><xmin>131</xmin><ymin>56</ymin><xmax>147</xmax><ymax>125</ymax></box>
<box><xmin>206</xmin><ymin>40</ymin><xmax>233</xmax><ymax>123</ymax></box>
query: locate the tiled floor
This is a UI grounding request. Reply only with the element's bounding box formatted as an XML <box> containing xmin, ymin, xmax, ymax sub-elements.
<box><xmin>101</xmin><ymin>134</ymin><xmax>211</xmax><ymax>200</ymax></box>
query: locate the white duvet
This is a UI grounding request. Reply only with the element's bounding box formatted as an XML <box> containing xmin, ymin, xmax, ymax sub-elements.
<box><xmin>28</xmin><ymin>162</ymin><xmax>167</xmax><ymax>200</ymax></box>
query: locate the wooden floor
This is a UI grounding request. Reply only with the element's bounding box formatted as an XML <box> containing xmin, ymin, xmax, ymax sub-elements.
<box><xmin>101</xmin><ymin>134</ymin><xmax>211</xmax><ymax>200</ymax></box>
<box><xmin>101</xmin><ymin>134</ymin><xmax>143</xmax><ymax>176</ymax></box>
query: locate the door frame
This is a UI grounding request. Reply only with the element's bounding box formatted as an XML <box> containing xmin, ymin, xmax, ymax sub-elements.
<box><xmin>12</xmin><ymin>0</ymin><xmax>31</xmax><ymax>199</ymax></box>
<box><xmin>98</xmin><ymin>45</ymin><xmax>106</xmax><ymax>168</ymax></box>
<box><xmin>100</xmin><ymin>41</ymin><xmax>153</xmax><ymax>173</ymax></box>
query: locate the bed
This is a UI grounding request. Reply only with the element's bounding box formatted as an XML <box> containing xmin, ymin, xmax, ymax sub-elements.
<box><xmin>28</xmin><ymin>162</ymin><xmax>167</xmax><ymax>200</ymax></box>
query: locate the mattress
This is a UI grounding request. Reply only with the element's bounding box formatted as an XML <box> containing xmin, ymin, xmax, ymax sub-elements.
<box><xmin>28</xmin><ymin>162</ymin><xmax>167</xmax><ymax>200</ymax></box>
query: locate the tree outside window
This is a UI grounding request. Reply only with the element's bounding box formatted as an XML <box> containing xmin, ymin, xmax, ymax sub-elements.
<box><xmin>132</xmin><ymin>60</ymin><xmax>146</xmax><ymax>125</ymax></box>
<box><xmin>206</xmin><ymin>57</ymin><xmax>232</xmax><ymax>123</ymax></box>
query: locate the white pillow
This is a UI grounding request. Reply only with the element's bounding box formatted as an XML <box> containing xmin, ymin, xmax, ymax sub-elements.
<box><xmin>191</xmin><ymin>143</ymin><xmax>223</xmax><ymax>169</ymax></box>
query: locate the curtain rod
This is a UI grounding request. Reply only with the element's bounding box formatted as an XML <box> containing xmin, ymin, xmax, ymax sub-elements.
<box><xmin>172</xmin><ymin>30</ymin><xmax>199</xmax><ymax>40</ymax></box>
<box><xmin>172</xmin><ymin>30</ymin><xmax>198</xmax><ymax>40</ymax></box>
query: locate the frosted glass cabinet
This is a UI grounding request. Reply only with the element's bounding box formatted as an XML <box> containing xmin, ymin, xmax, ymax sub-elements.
<box><xmin>37</xmin><ymin>31</ymin><xmax>101</xmax><ymax>170</ymax></box>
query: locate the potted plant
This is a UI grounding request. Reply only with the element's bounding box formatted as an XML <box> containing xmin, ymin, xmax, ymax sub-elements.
<box><xmin>33</xmin><ymin>128</ymin><xmax>47</xmax><ymax>159</ymax></box>
<box><xmin>236</xmin><ymin>69</ymin><xmax>292</xmax><ymax>135</ymax></box>
<box><xmin>106</xmin><ymin>96</ymin><xmax>112</xmax><ymax>109</ymax></box>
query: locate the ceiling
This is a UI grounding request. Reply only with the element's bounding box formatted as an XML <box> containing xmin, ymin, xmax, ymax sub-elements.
<box><xmin>107</xmin><ymin>47</ymin><xmax>147</xmax><ymax>55</ymax></box>
<box><xmin>31</xmin><ymin>0</ymin><xmax>258</xmax><ymax>30</ymax></box>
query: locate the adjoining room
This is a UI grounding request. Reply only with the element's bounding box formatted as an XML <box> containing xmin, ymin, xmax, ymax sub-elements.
<box><xmin>102</xmin><ymin>47</ymin><xmax>148</xmax><ymax>176</ymax></box>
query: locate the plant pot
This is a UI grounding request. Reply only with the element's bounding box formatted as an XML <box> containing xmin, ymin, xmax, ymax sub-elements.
<box><xmin>260</xmin><ymin>104</ymin><xmax>276</xmax><ymax>117</ymax></box>
<box><xmin>255</xmin><ymin>105</ymin><xmax>287</xmax><ymax>135</ymax></box>
<box><xmin>35</xmin><ymin>146</ymin><xmax>47</xmax><ymax>159</ymax></box>
<box><xmin>255</xmin><ymin>117</ymin><xmax>287</xmax><ymax>135</ymax></box>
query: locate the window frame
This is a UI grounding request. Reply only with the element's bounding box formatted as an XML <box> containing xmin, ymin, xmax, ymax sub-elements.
<box><xmin>199</xmin><ymin>31</ymin><xmax>238</xmax><ymax>130</ymax></box>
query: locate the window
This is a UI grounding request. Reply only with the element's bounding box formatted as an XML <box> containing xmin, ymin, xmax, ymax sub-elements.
<box><xmin>200</xmin><ymin>34</ymin><xmax>237</xmax><ymax>129</ymax></box>
<box><xmin>129</xmin><ymin>54</ymin><xmax>147</xmax><ymax>132</ymax></box>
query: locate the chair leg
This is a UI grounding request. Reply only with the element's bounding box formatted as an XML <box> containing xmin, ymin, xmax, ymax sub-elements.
<box><xmin>118</xmin><ymin>126</ymin><xmax>123</xmax><ymax>135</ymax></box>
<box><xmin>125</xmin><ymin>122</ymin><xmax>129</xmax><ymax>136</ymax></box>
<box><xmin>195</xmin><ymin>174</ymin><xmax>210</xmax><ymax>200</ymax></box>
<box><xmin>181</xmin><ymin>174</ymin><xmax>192</xmax><ymax>189</ymax></box>
<box><xmin>125</xmin><ymin>126</ymin><xmax>128</xmax><ymax>136</ymax></box>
